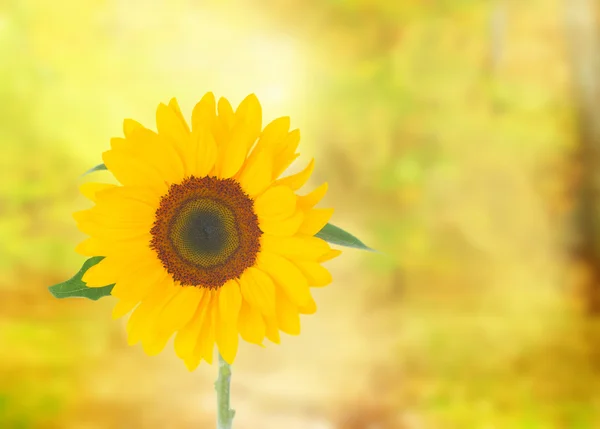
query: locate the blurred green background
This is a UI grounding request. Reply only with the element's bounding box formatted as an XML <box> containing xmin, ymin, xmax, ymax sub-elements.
<box><xmin>2</xmin><ymin>0</ymin><xmax>600</xmax><ymax>427</ymax></box>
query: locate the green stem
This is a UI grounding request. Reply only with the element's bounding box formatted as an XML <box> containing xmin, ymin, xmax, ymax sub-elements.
<box><xmin>215</xmin><ymin>353</ymin><xmax>235</xmax><ymax>429</ymax></box>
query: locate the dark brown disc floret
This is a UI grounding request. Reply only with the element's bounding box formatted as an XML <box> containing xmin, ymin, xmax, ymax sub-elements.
<box><xmin>150</xmin><ymin>176</ymin><xmax>262</xmax><ymax>289</ymax></box>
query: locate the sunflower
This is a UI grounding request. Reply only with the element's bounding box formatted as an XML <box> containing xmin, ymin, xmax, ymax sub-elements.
<box><xmin>73</xmin><ymin>93</ymin><xmax>341</xmax><ymax>370</ymax></box>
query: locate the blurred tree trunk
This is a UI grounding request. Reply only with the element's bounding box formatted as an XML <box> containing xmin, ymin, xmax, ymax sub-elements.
<box><xmin>565</xmin><ymin>0</ymin><xmax>600</xmax><ymax>315</ymax></box>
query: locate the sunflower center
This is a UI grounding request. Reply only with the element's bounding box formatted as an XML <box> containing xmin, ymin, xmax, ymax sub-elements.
<box><xmin>150</xmin><ymin>176</ymin><xmax>262</xmax><ymax>289</ymax></box>
<box><xmin>169</xmin><ymin>198</ymin><xmax>239</xmax><ymax>267</ymax></box>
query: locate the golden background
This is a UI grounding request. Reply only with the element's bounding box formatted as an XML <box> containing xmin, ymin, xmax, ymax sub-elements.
<box><xmin>2</xmin><ymin>0</ymin><xmax>599</xmax><ymax>427</ymax></box>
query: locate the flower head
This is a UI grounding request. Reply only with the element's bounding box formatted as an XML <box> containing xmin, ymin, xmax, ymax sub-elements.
<box><xmin>74</xmin><ymin>93</ymin><xmax>340</xmax><ymax>370</ymax></box>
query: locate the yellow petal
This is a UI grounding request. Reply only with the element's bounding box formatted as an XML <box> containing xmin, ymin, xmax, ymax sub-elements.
<box><xmin>110</xmin><ymin>137</ymin><xmax>128</xmax><ymax>151</ymax></box>
<box><xmin>238</xmin><ymin>299</ymin><xmax>266</xmax><ymax>345</ymax></box>
<box><xmin>191</xmin><ymin>92</ymin><xmax>217</xmax><ymax>132</ymax></box>
<box><xmin>168</xmin><ymin>98</ymin><xmax>191</xmax><ymax>133</ymax></box>
<box><xmin>217</xmin><ymin>94</ymin><xmax>262</xmax><ymax>178</ymax></box>
<box><xmin>81</xmin><ymin>249</ymin><xmax>157</xmax><ymax>287</ymax></box>
<box><xmin>82</xmin><ymin>196</ymin><xmax>155</xmax><ymax>224</ymax></box>
<box><xmin>102</xmin><ymin>149</ymin><xmax>167</xmax><ymax>195</ymax></box>
<box><xmin>100</xmin><ymin>236</ymin><xmax>151</xmax><ymax>256</ymax></box>
<box><xmin>197</xmin><ymin>297</ymin><xmax>217</xmax><ymax>364</ymax></box>
<box><xmin>124</xmin><ymin>128</ymin><xmax>187</xmax><ymax>185</ymax></box>
<box><xmin>82</xmin><ymin>256</ymin><xmax>122</xmax><ymax>286</ymax></box>
<box><xmin>258</xmin><ymin>116</ymin><xmax>290</xmax><ymax>150</ymax></box>
<box><xmin>75</xmin><ymin>224</ymin><xmax>146</xmax><ymax>242</ymax></box>
<box><xmin>298</xmin><ymin>208</ymin><xmax>334</xmax><ymax>236</ymax></box>
<box><xmin>217</xmin><ymin>126</ymin><xmax>253</xmax><ymax>179</ymax></box>
<box><xmin>259</xmin><ymin>210</ymin><xmax>304</xmax><ymax>236</ymax></box>
<box><xmin>239</xmin><ymin>267</ymin><xmax>276</xmax><ymax>317</ymax></box>
<box><xmin>275</xmin><ymin>288</ymin><xmax>300</xmax><ymax>335</ymax></box>
<box><xmin>184</xmin><ymin>352</ymin><xmax>202</xmax><ymax>372</ymax></box>
<box><xmin>74</xmin><ymin>223</ymin><xmax>149</xmax><ymax>243</ymax></box>
<box><xmin>273</xmin><ymin>129</ymin><xmax>300</xmax><ymax>178</ymax></box>
<box><xmin>142</xmin><ymin>329</ymin><xmax>174</xmax><ymax>356</ymax></box>
<box><xmin>190</xmin><ymin>93</ymin><xmax>218</xmax><ymax>176</ymax></box>
<box><xmin>156</xmin><ymin>101</ymin><xmax>189</xmax><ymax>143</ymax></box>
<box><xmin>123</xmin><ymin>118</ymin><xmax>144</xmax><ymax>138</ymax></box>
<box><xmin>110</xmin><ymin>258</ymin><xmax>167</xmax><ymax>302</ymax></box>
<box><xmin>126</xmin><ymin>278</ymin><xmax>179</xmax><ymax>346</ymax></box>
<box><xmin>79</xmin><ymin>183</ymin><xmax>116</xmax><ymax>202</ymax></box>
<box><xmin>141</xmin><ymin>286</ymin><xmax>202</xmax><ymax>357</ymax></box>
<box><xmin>256</xmin><ymin>251</ymin><xmax>311</xmax><ymax>307</ymax></box>
<box><xmin>260</xmin><ymin>235</ymin><xmax>331</xmax><ymax>261</ymax></box>
<box><xmin>276</xmin><ymin>158</ymin><xmax>314</xmax><ymax>191</ymax></box>
<box><xmin>74</xmin><ymin>208</ymin><xmax>153</xmax><ymax>237</ymax></box>
<box><xmin>156</xmin><ymin>102</ymin><xmax>191</xmax><ymax>174</ymax></box>
<box><xmin>215</xmin><ymin>280</ymin><xmax>242</xmax><ymax>364</ymax></box>
<box><xmin>186</xmin><ymin>292</ymin><xmax>218</xmax><ymax>369</ymax></box>
<box><xmin>112</xmin><ymin>299</ymin><xmax>139</xmax><ymax>319</ymax></box>
<box><xmin>234</xmin><ymin>93</ymin><xmax>262</xmax><ymax>147</ymax></box>
<box><xmin>95</xmin><ymin>184</ymin><xmax>161</xmax><ymax>208</ymax></box>
<box><xmin>155</xmin><ymin>286</ymin><xmax>203</xmax><ymax>334</ymax></box>
<box><xmin>298</xmin><ymin>293</ymin><xmax>317</xmax><ymax>314</ymax></box>
<box><xmin>213</xmin><ymin>97</ymin><xmax>234</xmax><ymax>145</ymax></box>
<box><xmin>215</xmin><ymin>95</ymin><xmax>261</xmax><ymax>178</ymax></box>
<box><xmin>75</xmin><ymin>238</ymin><xmax>105</xmax><ymax>256</ymax></box>
<box><xmin>174</xmin><ymin>289</ymin><xmax>209</xmax><ymax>359</ymax></box>
<box><xmin>292</xmin><ymin>260</ymin><xmax>332</xmax><ymax>287</ymax></box>
<box><xmin>254</xmin><ymin>185</ymin><xmax>296</xmax><ymax>221</ymax></box>
<box><xmin>239</xmin><ymin>116</ymin><xmax>290</xmax><ymax>186</ymax></box>
<box><xmin>263</xmin><ymin>314</ymin><xmax>281</xmax><ymax>344</ymax></box>
<box><xmin>297</xmin><ymin>182</ymin><xmax>328</xmax><ymax>209</ymax></box>
<box><xmin>72</xmin><ymin>209</ymin><xmax>91</xmax><ymax>223</ymax></box>
<box><xmin>75</xmin><ymin>236</ymin><xmax>149</xmax><ymax>258</ymax></box>
<box><xmin>317</xmin><ymin>249</ymin><xmax>343</xmax><ymax>263</ymax></box>
<box><xmin>237</xmin><ymin>148</ymin><xmax>273</xmax><ymax>197</ymax></box>
<box><xmin>74</xmin><ymin>212</ymin><xmax>152</xmax><ymax>239</ymax></box>
<box><xmin>89</xmin><ymin>191</ymin><xmax>156</xmax><ymax>214</ymax></box>
<box><xmin>218</xmin><ymin>97</ymin><xmax>234</xmax><ymax>130</ymax></box>
<box><xmin>184</xmin><ymin>355</ymin><xmax>203</xmax><ymax>372</ymax></box>
<box><xmin>183</xmin><ymin>291</ymin><xmax>218</xmax><ymax>371</ymax></box>
<box><xmin>190</xmin><ymin>129</ymin><xmax>218</xmax><ymax>177</ymax></box>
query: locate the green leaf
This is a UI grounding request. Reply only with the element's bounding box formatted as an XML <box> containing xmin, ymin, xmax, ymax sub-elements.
<box><xmin>48</xmin><ymin>256</ymin><xmax>114</xmax><ymax>300</ymax></box>
<box><xmin>81</xmin><ymin>163</ymin><xmax>107</xmax><ymax>177</ymax></box>
<box><xmin>315</xmin><ymin>223</ymin><xmax>375</xmax><ymax>251</ymax></box>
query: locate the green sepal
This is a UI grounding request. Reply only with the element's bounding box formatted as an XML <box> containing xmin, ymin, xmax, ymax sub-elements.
<box><xmin>82</xmin><ymin>163</ymin><xmax>107</xmax><ymax>177</ymax></box>
<box><xmin>315</xmin><ymin>223</ymin><xmax>375</xmax><ymax>251</ymax></box>
<box><xmin>48</xmin><ymin>256</ymin><xmax>114</xmax><ymax>300</ymax></box>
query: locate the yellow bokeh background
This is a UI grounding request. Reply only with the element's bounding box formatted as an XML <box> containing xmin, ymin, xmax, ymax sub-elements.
<box><xmin>2</xmin><ymin>0</ymin><xmax>599</xmax><ymax>428</ymax></box>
